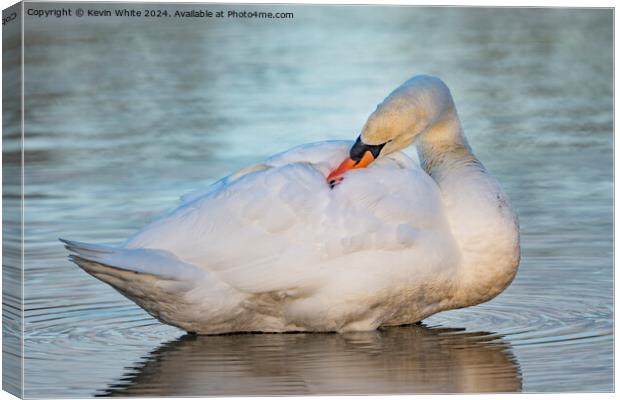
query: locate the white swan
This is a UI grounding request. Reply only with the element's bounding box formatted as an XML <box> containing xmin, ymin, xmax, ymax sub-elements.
<box><xmin>63</xmin><ymin>75</ymin><xmax>520</xmax><ymax>334</ymax></box>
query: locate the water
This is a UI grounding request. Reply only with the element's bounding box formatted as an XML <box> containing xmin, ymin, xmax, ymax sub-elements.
<box><xmin>3</xmin><ymin>4</ymin><xmax>612</xmax><ymax>397</ymax></box>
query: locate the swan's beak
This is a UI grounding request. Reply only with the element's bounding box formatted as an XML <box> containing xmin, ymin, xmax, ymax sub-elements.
<box><xmin>327</xmin><ymin>136</ymin><xmax>387</xmax><ymax>187</ymax></box>
<box><xmin>327</xmin><ymin>151</ymin><xmax>375</xmax><ymax>187</ymax></box>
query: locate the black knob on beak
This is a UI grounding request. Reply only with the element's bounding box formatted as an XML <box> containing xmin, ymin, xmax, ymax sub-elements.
<box><xmin>350</xmin><ymin>136</ymin><xmax>387</xmax><ymax>163</ymax></box>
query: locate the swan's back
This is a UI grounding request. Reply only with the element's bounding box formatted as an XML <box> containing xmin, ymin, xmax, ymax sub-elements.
<box><xmin>124</xmin><ymin>141</ymin><xmax>460</xmax><ymax>298</ymax></box>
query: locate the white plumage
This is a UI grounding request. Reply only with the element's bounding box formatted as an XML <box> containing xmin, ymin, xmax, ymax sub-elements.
<box><xmin>63</xmin><ymin>75</ymin><xmax>520</xmax><ymax>334</ymax></box>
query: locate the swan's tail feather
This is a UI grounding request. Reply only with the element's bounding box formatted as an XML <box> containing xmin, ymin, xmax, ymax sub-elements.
<box><xmin>61</xmin><ymin>238</ymin><xmax>203</xmax><ymax>281</ymax></box>
<box><xmin>61</xmin><ymin>238</ymin><xmax>205</xmax><ymax>324</ymax></box>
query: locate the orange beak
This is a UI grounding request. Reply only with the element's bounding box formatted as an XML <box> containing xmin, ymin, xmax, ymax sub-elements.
<box><xmin>327</xmin><ymin>150</ymin><xmax>375</xmax><ymax>187</ymax></box>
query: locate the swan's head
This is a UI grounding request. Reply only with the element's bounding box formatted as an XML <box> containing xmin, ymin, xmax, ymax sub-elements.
<box><xmin>327</xmin><ymin>75</ymin><xmax>455</xmax><ymax>186</ymax></box>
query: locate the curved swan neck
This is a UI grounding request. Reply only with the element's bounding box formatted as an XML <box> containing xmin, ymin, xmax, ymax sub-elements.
<box><xmin>415</xmin><ymin>107</ymin><xmax>520</xmax><ymax>309</ymax></box>
<box><xmin>415</xmin><ymin>106</ymin><xmax>477</xmax><ymax>178</ymax></box>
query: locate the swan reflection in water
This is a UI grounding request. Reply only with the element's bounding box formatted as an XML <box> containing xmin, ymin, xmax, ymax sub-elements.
<box><xmin>99</xmin><ymin>324</ymin><xmax>521</xmax><ymax>396</ymax></box>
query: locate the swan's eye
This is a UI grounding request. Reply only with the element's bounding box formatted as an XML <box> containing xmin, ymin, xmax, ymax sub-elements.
<box><xmin>350</xmin><ymin>136</ymin><xmax>387</xmax><ymax>162</ymax></box>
